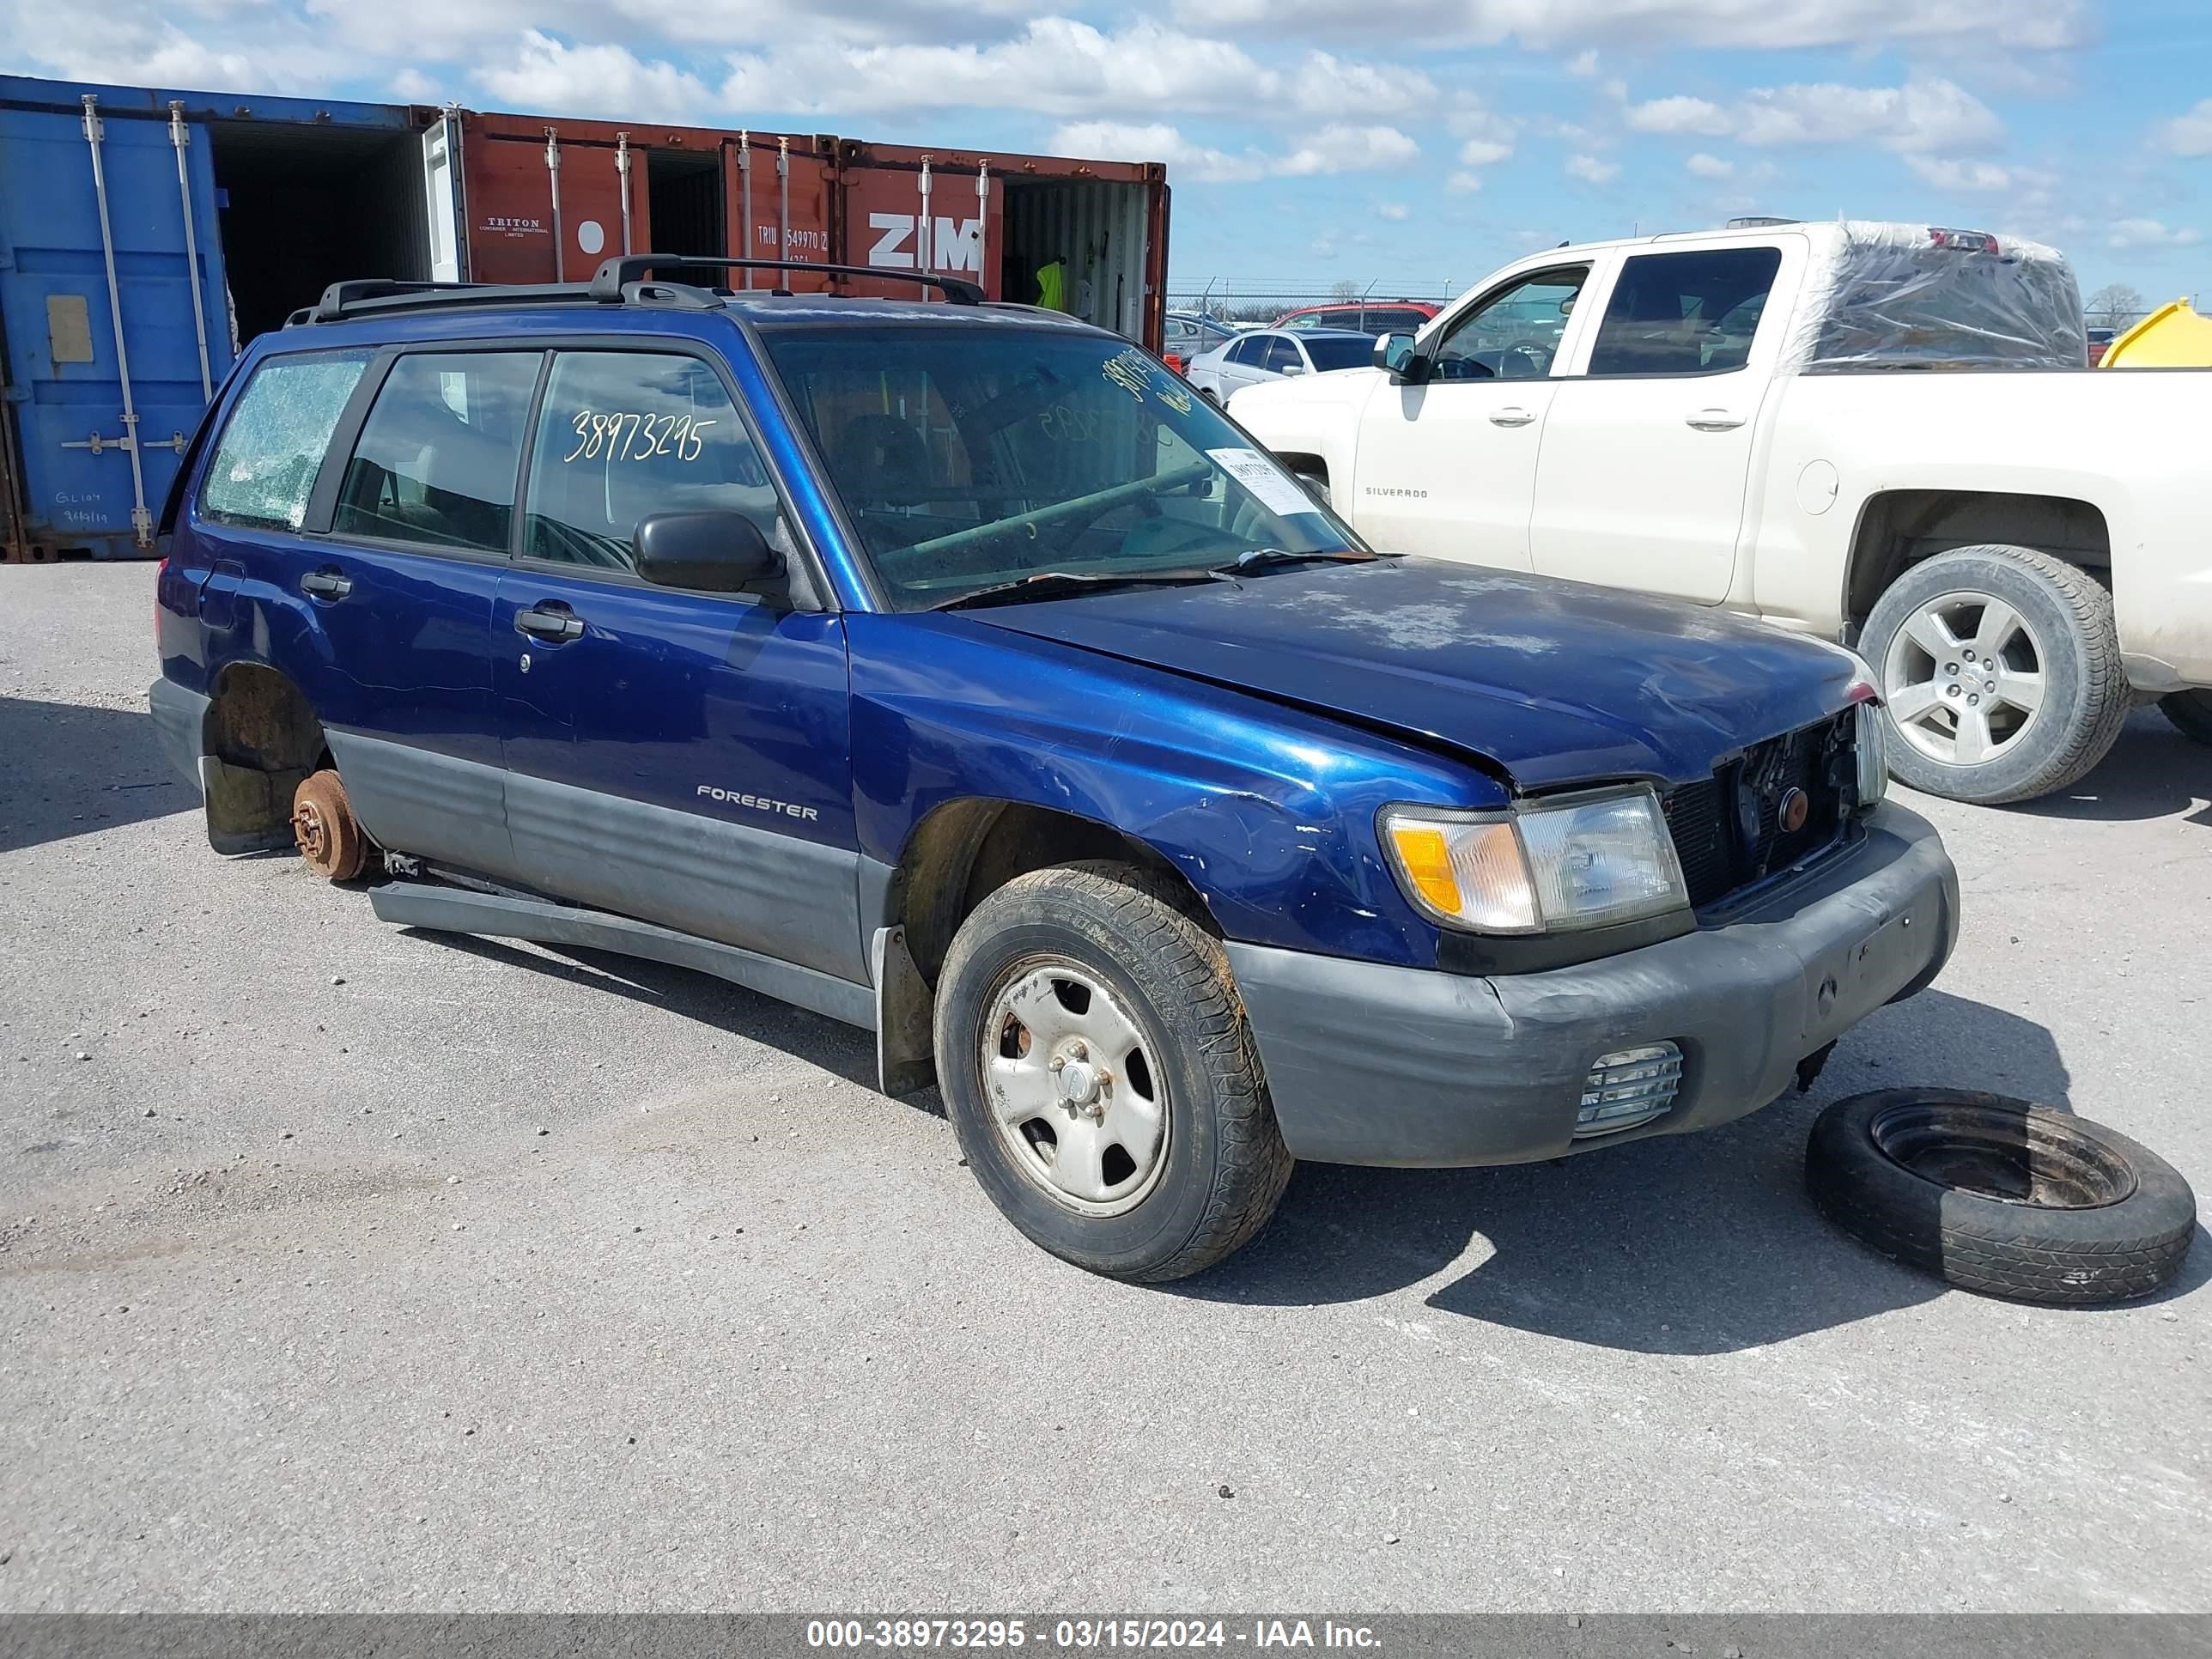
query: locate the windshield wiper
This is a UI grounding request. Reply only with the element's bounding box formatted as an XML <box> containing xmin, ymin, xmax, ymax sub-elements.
<box><xmin>930</xmin><ymin>568</ymin><xmax>1224</xmax><ymax>612</ymax></box>
<box><xmin>1213</xmin><ymin>547</ymin><xmax>1393</xmax><ymax>575</ymax></box>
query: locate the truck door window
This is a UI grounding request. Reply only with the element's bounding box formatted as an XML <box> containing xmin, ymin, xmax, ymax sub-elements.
<box><xmin>521</xmin><ymin>352</ymin><xmax>778</xmax><ymax>574</ymax></box>
<box><xmin>198</xmin><ymin>349</ymin><xmax>373</xmax><ymax>532</ymax></box>
<box><xmin>1586</xmin><ymin>246</ymin><xmax>1783</xmax><ymax>377</ymax></box>
<box><xmin>332</xmin><ymin>352</ymin><xmax>541</xmax><ymax>554</ymax></box>
<box><xmin>1431</xmin><ymin>267</ymin><xmax>1589</xmax><ymax>381</ymax></box>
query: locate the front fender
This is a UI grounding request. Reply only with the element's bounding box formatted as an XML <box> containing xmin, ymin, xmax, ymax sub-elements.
<box><xmin>1227</xmin><ymin>369</ymin><xmax>1383</xmax><ymax>496</ymax></box>
<box><xmin>845</xmin><ymin>612</ymin><xmax>1500</xmax><ymax>969</ymax></box>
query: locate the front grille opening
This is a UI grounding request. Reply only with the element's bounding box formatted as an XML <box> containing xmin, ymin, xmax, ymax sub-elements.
<box><xmin>1661</xmin><ymin>710</ymin><xmax>1855</xmax><ymax>910</ymax></box>
<box><xmin>1576</xmin><ymin>1042</ymin><xmax>1684</xmax><ymax>1137</ymax></box>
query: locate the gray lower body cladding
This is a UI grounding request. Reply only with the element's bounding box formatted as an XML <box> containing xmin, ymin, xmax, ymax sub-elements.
<box><xmin>147</xmin><ymin>678</ymin><xmax>209</xmax><ymax>793</ymax></box>
<box><xmin>1230</xmin><ymin>803</ymin><xmax>1960</xmax><ymax>1167</ymax></box>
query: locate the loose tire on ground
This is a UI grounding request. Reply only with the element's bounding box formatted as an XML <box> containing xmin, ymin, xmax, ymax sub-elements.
<box><xmin>290</xmin><ymin>768</ymin><xmax>370</xmax><ymax>882</ymax></box>
<box><xmin>933</xmin><ymin>860</ymin><xmax>1294</xmax><ymax>1282</ymax></box>
<box><xmin>1861</xmin><ymin>544</ymin><xmax>2130</xmax><ymax>805</ymax></box>
<box><xmin>1807</xmin><ymin>1089</ymin><xmax>2195</xmax><ymax>1305</ymax></box>
<box><xmin>2160</xmin><ymin>688</ymin><xmax>2212</xmax><ymax>746</ymax></box>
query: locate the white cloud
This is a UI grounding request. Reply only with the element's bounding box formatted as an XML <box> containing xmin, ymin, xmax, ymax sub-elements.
<box><xmin>1447</xmin><ymin>171</ymin><xmax>1485</xmax><ymax>193</ymax></box>
<box><xmin>1290</xmin><ymin>52</ymin><xmax>1437</xmax><ymax>116</ymax></box>
<box><xmin>1565</xmin><ymin>48</ymin><xmax>1599</xmax><ymax>75</ymax></box>
<box><xmin>1279</xmin><ymin>123</ymin><xmax>1420</xmax><ymax>176</ymax></box>
<box><xmin>481</xmin><ymin>32</ymin><xmax>713</xmax><ymax>118</ymax></box>
<box><xmin>1167</xmin><ymin>0</ymin><xmax>2083</xmax><ymax>52</ymax></box>
<box><xmin>1565</xmin><ymin>153</ymin><xmax>1620</xmax><ymax>184</ymax></box>
<box><xmin>1376</xmin><ymin>201</ymin><xmax>1410</xmax><ymax>220</ymax></box>
<box><xmin>1457</xmin><ymin>137</ymin><xmax>1513</xmax><ymax>167</ymax></box>
<box><xmin>1902</xmin><ymin>154</ymin><xmax>2015</xmax><ymax>191</ymax></box>
<box><xmin>2159</xmin><ymin>99</ymin><xmax>2212</xmax><ymax>158</ymax></box>
<box><xmin>1625</xmin><ymin>77</ymin><xmax>2002</xmax><ymax>155</ymax></box>
<box><xmin>1047</xmin><ymin>121</ymin><xmax>1263</xmax><ymax>182</ymax></box>
<box><xmin>2109</xmin><ymin>218</ymin><xmax>2204</xmax><ymax>251</ymax></box>
<box><xmin>1686</xmin><ymin>151</ymin><xmax>1734</xmax><ymax>178</ymax></box>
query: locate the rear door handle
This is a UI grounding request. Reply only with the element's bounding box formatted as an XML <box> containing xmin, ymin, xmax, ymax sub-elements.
<box><xmin>301</xmin><ymin>568</ymin><xmax>352</xmax><ymax>600</ymax></box>
<box><xmin>1686</xmin><ymin>409</ymin><xmax>1747</xmax><ymax>431</ymax></box>
<box><xmin>1488</xmin><ymin>406</ymin><xmax>1537</xmax><ymax>428</ymax></box>
<box><xmin>514</xmin><ymin>604</ymin><xmax>585</xmax><ymax>642</ymax></box>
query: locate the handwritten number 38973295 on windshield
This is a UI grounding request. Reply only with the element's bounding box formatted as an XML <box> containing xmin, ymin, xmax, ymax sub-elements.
<box><xmin>562</xmin><ymin>410</ymin><xmax>715</xmax><ymax>465</ymax></box>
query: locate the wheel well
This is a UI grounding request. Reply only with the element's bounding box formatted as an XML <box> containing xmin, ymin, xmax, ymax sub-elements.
<box><xmin>893</xmin><ymin>799</ymin><xmax>1212</xmax><ymax>984</ymax></box>
<box><xmin>1274</xmin><ymin>452</ymin><xmax>1328</xmax><ymax>483</ymax></box>
<box><xmin>200</xmin><ymin>663</ymin><xmax>327</xmax><ymax>853</ymax></box>
<box><xmin>1844</xmin><ymin>490</ymin><xmax>2112</xmax><ymax>628</ymax></box>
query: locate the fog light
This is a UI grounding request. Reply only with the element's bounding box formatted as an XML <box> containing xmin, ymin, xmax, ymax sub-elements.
<box><xmin>1576</xmin><ymin>1042</ymin><xmax>1683</xmax><ymax>1137</ymax></box>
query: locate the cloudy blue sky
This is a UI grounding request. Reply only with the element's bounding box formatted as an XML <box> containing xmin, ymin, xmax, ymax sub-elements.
<box><xmin>5</xmin><ymin>0</ymin><xmax>2207</xmax><ymax>301</ymax></box>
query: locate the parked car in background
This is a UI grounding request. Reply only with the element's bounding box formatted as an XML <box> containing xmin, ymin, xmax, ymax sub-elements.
<box><xmin>1164</xmin><ymin>309</ymin><xmax>1243</xmax><ymax>373</ymax></box>
<box><xmin>147</xmin><ymin>252</ymin><xmax>1956</xmax><ymax>1282</ymax></box>
<box><xmin>2086</xmin><ymin>327</ymin><xmax>2117</xmax><ymax>366</ymax></box>
<box><xmin>1185</xmin><ymin>328</ymin><xmax>1375</xmax><ymax>401</ymax></box>
<box><xmin>1235</xmin><ymin>220</ymin><xmax>2212</xmax><ymax>804</ymax></box>
<box><xmin>1275</xmin><ymin>301</ymin><xmax>1442</xmax><ymax>335</ymax></box>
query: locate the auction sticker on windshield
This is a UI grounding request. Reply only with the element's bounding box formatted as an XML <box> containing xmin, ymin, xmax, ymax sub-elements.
<box><xmin>1207</xmin><ymin>448</ymin><xmax>1321</xmax><ymax>518</ymax></box>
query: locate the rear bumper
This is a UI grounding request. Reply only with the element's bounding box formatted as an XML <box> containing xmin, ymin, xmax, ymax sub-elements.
<box><xmin>1230</xmin><ymin>803</ymin><xmax>1958</xmax><ymax>1167</ymax></box>
<box><xmin>148</xmin><ymin>678</ymin><xmax>209</xmax><ymax>794</ymax></box>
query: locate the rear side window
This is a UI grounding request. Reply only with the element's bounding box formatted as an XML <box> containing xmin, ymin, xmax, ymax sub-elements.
<box><xmin>1226</xmin><ymin>336</ymin><xmax>1266</xmax><ymax>366</ymax></box>
<box><xmin>522</xmin><ymin>352</ymin><xmax>776</xmax><ymax>574</ymax></box>
<box><xmin>1587</xmin><ymin>247</ymin><xmax>1784</xmax><ymax>377</ymax></box>
<box><xmin>198</xmin><ymin>349</ymin><xmax>372</xmax><ymax>532</ymax></box>
<box><xmin>333</xmin><ymin>352</ymin><xmax>542</xmax><ymax>553</ymax></box>
<box><xmin>1261</xmin><ymin>337</ymin><xmax>1299</xmax><ymax>372</ymax></box>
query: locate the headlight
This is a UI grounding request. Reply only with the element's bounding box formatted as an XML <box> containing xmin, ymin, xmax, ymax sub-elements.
<box><xmin>1381</xmin><ymin>786</ymin><xmax>1689</xmax><ymax>935</ymax></box>
<box><xmin>1855</xmin><ymin>695</ymin><xmax>1889</xmax><ymax>809</ymax></box>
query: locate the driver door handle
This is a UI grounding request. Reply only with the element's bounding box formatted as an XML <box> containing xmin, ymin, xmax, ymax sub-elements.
<box><xmin>1488</xmin><ymin>406</ymin><xmax>1537</xmax><ymax>428</ymax></box>
<box><xmin>301</xmin><ymin>568</ymin><xmax>352</xmax><ymax>600</ymax></box>
<box><xmin>1686</xmin><ymin>408</ymin><xmax>1747</xmax><ymax>431</ymax></box>
<box><xmin>514</xmin><ymin>604</ymin><xmax>585</xmax><ymax>642</ymax></box>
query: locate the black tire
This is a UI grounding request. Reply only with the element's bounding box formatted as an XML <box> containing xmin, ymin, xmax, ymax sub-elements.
<box><xmin>1807</xmin><ymin>1089</ymin><xmax>2196</xmax><ymax>1305</ymax></box>
<box><xmin>933</xmin><ymin>861</ymin><xmax>1293</xmax><ymax>1282</ymax></box>
<box><xmin>2160</xmin><ymin>688</ymin><xmax>2212</xmax><ymax>746</ymax></box>
<box><xmin>1862</xmin><ymin>544</ymin><xmax>2130</xmax><ymax>805</ymax></box>
<box><xmin>1292</xmin><ymin>468</ymin><xmax>1331</xmax><ymax>507</ymax></box>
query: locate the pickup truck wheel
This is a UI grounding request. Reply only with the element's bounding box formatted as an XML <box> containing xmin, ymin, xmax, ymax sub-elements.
<box><xmin>933</xmin><ymin>861</ymin><xmax>1293</xmax><ymax>1282</ymax></box>
<box><xmin>290</xmin><ymin>768</ymin><xmax>369</xmax><ymax>881</ymax></box>
<box><xmin>1807</xmin><ymin>1090</ymin><xmax>2196</xmax><ymax>1304</ymax></box>
<box><xmin>1862</xmin><ymin>545</ymin><xmax>2129</xmax><ymax>805</ymax></box>
<box><xmin>2160</xmin><ymin>689</ymin><xmax>2212</xmax><ymax>745</ymax></box>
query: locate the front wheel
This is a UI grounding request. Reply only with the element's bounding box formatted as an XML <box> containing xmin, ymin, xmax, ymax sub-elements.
<box><xmin>933</xmin><ymin>862</ymin><xmax>1293</xmax><ymax>1281</ymax></box>
<box><xmin>2161</xmin><ymin>688</ymin><xmax>2212</xmax><ymax>746</ymax></box>
<box><xmin>1861</xmin><ymin>544</ymin><xmax>2130</xmax><ymax>804</ymax></box>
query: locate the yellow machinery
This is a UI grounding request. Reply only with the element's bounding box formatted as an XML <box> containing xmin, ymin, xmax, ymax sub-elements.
<box><xmin>2101</xmin><ymin>299</ymin><xmax>2212</xmax><ymax>368</ymax></box>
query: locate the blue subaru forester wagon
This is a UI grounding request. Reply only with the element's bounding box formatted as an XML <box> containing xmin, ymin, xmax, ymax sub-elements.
<box><xmin>149</xmin><ymin>256</ymin><xmax>1958</xmax><ymax>1279</ymax></box>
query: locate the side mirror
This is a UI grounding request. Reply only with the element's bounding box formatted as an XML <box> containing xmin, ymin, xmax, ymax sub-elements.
<box><xmin>634</xmin><ymin>510</ymin><xmax>781</xmax><ymax>593</ymax></box>
<box><xmin>1373</xmin><ymin>332</ymin><xmax>1427</xmax><ymax>383</ymax></box>
<box><xmin>1279</xmin><ymin>362</ymin><xmax>1307</xmax><ymax>377</ymax></box>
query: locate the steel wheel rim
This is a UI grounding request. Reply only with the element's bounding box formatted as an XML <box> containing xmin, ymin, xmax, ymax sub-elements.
<box><xmin>977</xmin><ymin>957</ymin><xmax>1170</xmax><ymax>1218</ymax></box>
<box><xmin>1869</xmin><ymin>1102</ymin><xmax>2135</xmax><ymax>1210</ymax></box>
<box><xmin>1881</xmin><ymin>589</ymin><xmax>2048</xmax><ymax>769</ymax></box>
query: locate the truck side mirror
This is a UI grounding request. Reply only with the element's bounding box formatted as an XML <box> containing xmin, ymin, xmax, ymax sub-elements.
<box><xmin>1373</xmin><ymin>332</ymin><xmax>1427</xmax><ymax>384</ymax></box>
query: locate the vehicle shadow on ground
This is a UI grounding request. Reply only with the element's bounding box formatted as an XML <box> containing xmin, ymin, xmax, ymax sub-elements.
<box><xmin>1996</xmin><ymin>709</ymin><xmax>2212</xmax><ymax>827</ymax></box>
<box><xmin>405</xmin><ymin>931</ymin><xmax>884</xmax><ymax>1089</ymax></box>
<box><xmin>1177</xmin><ymin>989</ymin><xmax>2090</xmax><ymax>1352</ymax></box>
<box><xmin>0</xmin><ymin>695</ymin><xmax>194</xmax><ymax>854</ymax></box>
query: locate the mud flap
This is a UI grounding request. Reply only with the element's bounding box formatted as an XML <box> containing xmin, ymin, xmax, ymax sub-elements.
<box><xmin>872</xmin><ymin>925</ymin><xmax>937</xmax><ymax>1098</ymax></box>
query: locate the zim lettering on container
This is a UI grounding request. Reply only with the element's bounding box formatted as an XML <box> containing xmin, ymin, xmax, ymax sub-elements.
<box><xmin>866</xmin><ymin>214</ymin><xmax>984</xmax><ymax>275</ymax></box>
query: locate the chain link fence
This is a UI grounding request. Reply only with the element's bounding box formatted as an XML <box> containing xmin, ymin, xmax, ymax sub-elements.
<box><xmin>1165</xmin><ymin>288</ymin><xmax>1462</xmax><ymax>325</ymax></box>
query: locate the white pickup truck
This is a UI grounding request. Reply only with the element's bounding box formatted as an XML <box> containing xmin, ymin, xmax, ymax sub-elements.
<box><xmin>1231</xmin><ymin>220</ymin><xmax>2212</xmax><ymax>803</ymax></box>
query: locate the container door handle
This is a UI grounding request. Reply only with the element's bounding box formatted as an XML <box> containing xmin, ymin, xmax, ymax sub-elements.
<box><xmin>1488</xmin><ymin>406</ymin><xmax>1537</xmax><ymax>428</ymax></box>
<box><xmin>1686</xmin><ymin>408</ymin><xmax>1747</xmax><ymax>431</ymax></box>
<box><xmin>301</xmin><ymin>568</ymin><xmax>352</xmax><ymax>600</ymax></box>
<box><xmin>514</xmin><ymin>604</ymin><xmax>585</xmax><ymax>642</ymax></box>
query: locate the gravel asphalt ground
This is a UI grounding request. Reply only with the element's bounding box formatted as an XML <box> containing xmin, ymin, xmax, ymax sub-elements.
<box><xmin>2</xmin><ymin>562</ymin><xmax>2207</xmax><ymax>1612</ymax></box>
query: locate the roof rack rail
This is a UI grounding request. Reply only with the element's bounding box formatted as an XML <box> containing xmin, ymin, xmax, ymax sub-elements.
<box><xmin>301</xmin><ymin>278</ymin><xmax>605</xmax><ymax>324</ymax></box>
<box><xmin>589</xmin><ymin>255</ymin><xmax>984</xmax><ymax>306</ymax></box>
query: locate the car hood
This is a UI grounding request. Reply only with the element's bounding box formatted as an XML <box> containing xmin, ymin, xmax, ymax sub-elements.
<box><xmin>963</xmin><ymin>559</ymin><xmax>1863</xmax><ymax>788</ymax></box>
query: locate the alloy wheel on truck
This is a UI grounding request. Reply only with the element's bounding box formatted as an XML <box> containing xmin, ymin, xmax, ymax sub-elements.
<box><xmin>933</xmin><ymin>861</ymin><xmax>1293</xmax><ymax>1281</ymax></box>
<box><xmin>1862</xmin><ymin>544</ymin><xmax>2130</xmax><ymax>805</ymax></box>
<box><xmin>1807</xmin><ymin>1089</ymin><xmax>2196</xmax><ymax>1304</ymax></box>
<box><xmin>2161</xmin><ymin>688</ymin><xmax>2212</xmax><ymax>746</ymax></box>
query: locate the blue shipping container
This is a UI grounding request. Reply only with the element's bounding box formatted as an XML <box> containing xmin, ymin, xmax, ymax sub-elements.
<box><xmin>0</xmin><ymin>77</ymin><xmax>426</xmax><ymax>559</ymax></box>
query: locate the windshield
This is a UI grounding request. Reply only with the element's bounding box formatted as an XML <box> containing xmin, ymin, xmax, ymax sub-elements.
<box><xmin>1301</xmin><ymin>336</ymin><xmax>1376</xmax><ymax>372</ymax></box>
<box><xmin>763</xmin><ymin>324</ymin><xmax>1361</xmax><ymax>611</ymax></box>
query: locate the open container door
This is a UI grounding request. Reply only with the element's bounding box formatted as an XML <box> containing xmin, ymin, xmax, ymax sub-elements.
<box><xmin>0</xmin><ymin>85</ymin><xmax>233</xmax><ymax>559</ymax></box>
<box><xmin>420</xmin><ymin>109</ymin><xmax>466</xmax><ymax>283</ymax></box>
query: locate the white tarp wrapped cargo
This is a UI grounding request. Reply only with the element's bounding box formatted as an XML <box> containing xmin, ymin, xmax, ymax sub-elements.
<box><xmin>1783</xmin><ymin>222</ymin><xmax>2087</xmax><ymax>372</ymax></box>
